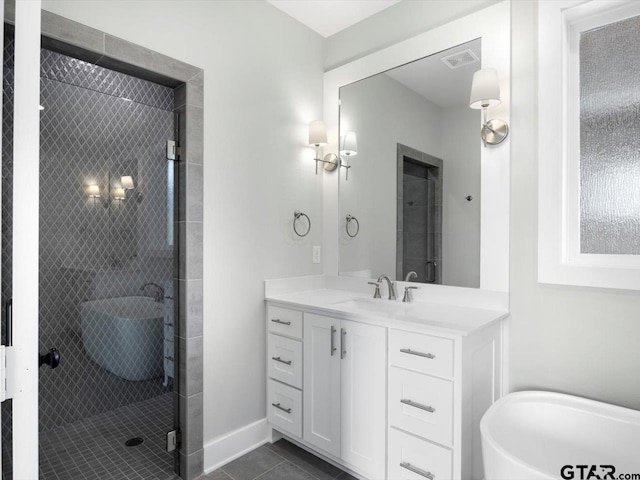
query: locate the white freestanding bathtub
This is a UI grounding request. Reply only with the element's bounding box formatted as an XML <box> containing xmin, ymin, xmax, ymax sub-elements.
<box><xmin>80</xmin><ymin>296</ymin><xmax>164</xmax><ymax>381</ymax></box>
<box><xmin>481</xmin><ymin>391</ymin><xmax>640</xmax><ymax>480</ymax></box>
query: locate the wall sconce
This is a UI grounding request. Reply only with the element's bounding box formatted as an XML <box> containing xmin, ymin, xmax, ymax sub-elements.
<box><xmin>121</xmin><ymin>175</ymin><xmax>142</xmax><ymax>203</ymax></box>
<box><xmin>469</xmin><ymin>68</ymin><xmax>508</xmax><ymax>147</ymax></box>
<box><xmin>87</xmin><ymin>184</ymin><xmax>101</xmax><ymax>204</ymax></box>
<box><xmin>339</xmin><ymin>131</ymin><xmax>357</xmax><ymax>180</ymax></box>
<box><xmin>121</xmin><ymin>176</ymin><xmax>134</xmax><ymax>190</ymax></box>
<box><xmin>309</xmin><ymin>120</ymin><xmax>339</xmax><ymax>174</ymax></box>
<box><xmin>308</xmin><ymin>121</ymin><xmax>359</xmax><ymax>180</ymax></box>
<box><xmin>112</xmin><ymin>187</ymin><xmax>126</xmax><ymax>203</ymax></box>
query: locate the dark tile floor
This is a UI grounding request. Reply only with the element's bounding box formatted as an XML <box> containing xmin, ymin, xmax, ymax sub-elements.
<box><xmin>201</xmin><ymin>440</ymin><xmax>358</xmax><ymax>480</ymax></box>
<box><xmin>39</xmin><ymin>393</ymin><xmax>176</xmax><ymax>480</ymax></box>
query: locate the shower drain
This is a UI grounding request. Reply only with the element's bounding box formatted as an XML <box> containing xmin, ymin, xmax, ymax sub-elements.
<box><xmin>125</xmin><ymin>437</ymin><xmax>144</xmax><ymax>447</ymax></box>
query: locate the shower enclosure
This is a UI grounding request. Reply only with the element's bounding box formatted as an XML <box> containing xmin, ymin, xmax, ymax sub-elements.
<box><xmin>0</xmin><ymin>4</ymin><xmax>204</xmax><ymax>478</ymax></box>
<box><xmin>1</xmin><ymin>10</ymin><xmax>184</xmax><ymax>479</ymax></box>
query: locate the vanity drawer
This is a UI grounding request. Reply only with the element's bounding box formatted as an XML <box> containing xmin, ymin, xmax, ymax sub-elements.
<box><xmin>390</xmin><ymin>329</ymin><xmax>454</xmax><ymax>379</ymax></box>
<box><xmin>268</xmin><ymin>334</ymin><xmax>303</xmax><ymax>389</ymax></box>
<box><xmin>388</xmin><ymin>427</ymin><xmax>452</xmax><ymax>480</ymax></box>
<box><xmin>389</xmin><ymin>366</ymin><xmax>453</xmax><ymax>446</ymax></box>
<box><xmin>267</xmin><ymin>305</ymin><xmax>303</xmax><ymax>340</ymax></box>
<box><xmin>268</xmin><ymin>379</ymin><xmax>302</xmax><ymax>438</ymax></box>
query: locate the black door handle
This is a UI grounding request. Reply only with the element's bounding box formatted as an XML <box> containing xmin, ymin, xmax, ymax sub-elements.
<box><xmin>39</xmin><ymin>348</ymin><xmax>61</xmax><ymax>369</ymax></box>
<box><xmin>5</xmin><ymin>299</ymin><xmax>12</xmax><ymax>346</ymax></box>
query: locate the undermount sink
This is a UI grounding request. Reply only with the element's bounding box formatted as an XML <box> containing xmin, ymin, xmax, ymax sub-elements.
<box><xmin>333</xmin><ymin>298</ymin><xmax>415</xmax><ymax>315</ymax></box>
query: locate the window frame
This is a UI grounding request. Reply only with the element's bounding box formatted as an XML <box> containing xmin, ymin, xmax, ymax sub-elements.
<box><xmin>538</xmin><ymin>0</ymin><xmax>640</xmax><ymax>290</ymax></box>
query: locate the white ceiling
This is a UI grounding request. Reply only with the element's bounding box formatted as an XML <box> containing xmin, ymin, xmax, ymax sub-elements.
<box><xmin>266</xmin><ymin>0</ymin><xmax>402</xmax><ymax>38</ymax></box>
<box><xmin>384</xmin><ymin>39</ymin><xmax>481</xmax><ymax>108</ymax></box>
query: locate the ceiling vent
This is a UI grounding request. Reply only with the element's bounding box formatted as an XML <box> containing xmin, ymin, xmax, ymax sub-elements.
<box><xmin>440</xmin><ymin>49</ymin><xmax>479</xmax><ymax>69</ymax></box>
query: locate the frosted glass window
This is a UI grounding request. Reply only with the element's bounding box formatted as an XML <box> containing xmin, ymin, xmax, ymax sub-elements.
<box><xmin>580</xmin><ymin>14</ymin><xmax>640</xmax><ymax>254</ymax></box>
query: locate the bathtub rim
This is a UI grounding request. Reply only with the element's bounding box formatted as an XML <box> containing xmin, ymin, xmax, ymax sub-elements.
<box><xmin>80</xmin><ymin>295</ymin><xmax>164</xmax><ymax>321</ymax></box>
<box><xmin>480</xmin><ymin>390</ymin><xmax>640</xmax><ymax>478</ymax></box>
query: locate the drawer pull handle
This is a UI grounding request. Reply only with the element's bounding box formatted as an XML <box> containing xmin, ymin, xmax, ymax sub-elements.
<box><xmin>400</xmin><ymin>399</ymin><xmax>435</xmax><ymax>413</ymax></box>
<box><xmin>271</xmin><ymin>318</ymin><xmax>292</xmax><ymax>325</ymax></box>
<box><xmin>271</xmin><ymin>356</ymin><xmax>292</xmax><ymax>365</ymax></box>
<box><xmin>331</xmin><ymin>325</ymin><xmax>337</xmax><ymax>356</ymax></box>
<box><xmin>400</xmin><ymin>348</ymin><xmax>435</xmax><ymax>359</ymax></box>
<box><xmin>400</xmin><ymin>462</ymin><xmax>434</xmax><ymax>479</ymax></box>
<box><xmin>271</xmin><ymin>402</ymin><xmax>292</xmax><ymax>414</ymax></box>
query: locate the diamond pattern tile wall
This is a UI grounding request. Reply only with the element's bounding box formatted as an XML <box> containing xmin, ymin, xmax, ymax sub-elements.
<box><xmin>2</xmin><ymin>32</ymin><xmax>177</xmax><ymax>453</ymax></box>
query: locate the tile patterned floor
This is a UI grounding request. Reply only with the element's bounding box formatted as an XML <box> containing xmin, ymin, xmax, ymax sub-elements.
<box><xmin>201</xmin><ymin>440</ymin><xmax>358</xmax><ymax>480</ymax></box>
<box><xmin>39</xmin><ymin>393</ymin><xmax>177</xmax><ymax>480</ymax></box>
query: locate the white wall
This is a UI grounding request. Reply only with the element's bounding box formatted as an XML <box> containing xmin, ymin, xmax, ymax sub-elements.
<box><xmin>509</xmin><ymin>0</ymin><xmax>640</xmax><ymax>409</ymax></box>
<box><xmin>40</xmin><ymin>0</ymin><xmax>325</xmax><ymax>450</ymax></box>
<box><xmin>338</xmin><ymin>73</ymin><xmax>442</xmax><ymax>278</ymax></box>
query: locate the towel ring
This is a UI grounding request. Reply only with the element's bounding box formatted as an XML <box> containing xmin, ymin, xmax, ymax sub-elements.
<box><xmin>293</xmin><ymin>210</ymin><xmax>311</xmax><ymax>237</ymax></box>
<box><xmin>346</xmin><ymin>214</ymin><xmax>360</xmax><ymax>238</ymax></box>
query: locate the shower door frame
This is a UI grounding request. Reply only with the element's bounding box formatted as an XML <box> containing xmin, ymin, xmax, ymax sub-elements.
<box><xmin>396</xmin><ymin>143</ymin><xmax>443</xmax><ymax>284</ymax></box>
<box><xmin>5</xmin><ymin>5</ymin><xmax>205</xmax><ymax>480</ymax></box>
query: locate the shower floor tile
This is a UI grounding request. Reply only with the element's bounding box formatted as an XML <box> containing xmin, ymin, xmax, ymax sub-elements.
<box><xmin>39</xmin><ymin>393</ymin><xmax>177</xmax><ymax>480</ymax></box>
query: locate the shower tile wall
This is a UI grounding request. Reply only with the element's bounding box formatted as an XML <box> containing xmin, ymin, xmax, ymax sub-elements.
<box><xmin>402</xmin><ymin>161</ymin><xmax>442</xmax><ymax>284</ymax></box>
<box><xmin>2</xmin><ymin>35</ymin><xmax>176</xmax><ymax>432</ymax></box>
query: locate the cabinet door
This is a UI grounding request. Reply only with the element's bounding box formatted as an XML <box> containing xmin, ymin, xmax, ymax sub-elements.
<box><xmin>341</xmin><ymin>320</ymin><xmax>387</xmax><ymax>479</ymax></box>
<box><xmin>303</xmin><ymin>313</ymin><xmax>341</xmax><ymax>457</ymax></box>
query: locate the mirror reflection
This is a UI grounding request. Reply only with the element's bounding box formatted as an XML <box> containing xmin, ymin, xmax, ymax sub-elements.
<box><xmin>338</xmin><ymin>39</ymin><xmax>482</xmax><ymax>288</ymax></box>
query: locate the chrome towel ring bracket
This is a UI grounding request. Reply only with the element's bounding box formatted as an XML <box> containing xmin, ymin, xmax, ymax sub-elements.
<box><xmin>346</xmin><ymin>214</ymin><xmax>360</xmax><ymax>238</ymax></box>
<box><xmin>293</xmin><ymin>210</ymin><xmax>311</xmax><ymax>237</ymax></box>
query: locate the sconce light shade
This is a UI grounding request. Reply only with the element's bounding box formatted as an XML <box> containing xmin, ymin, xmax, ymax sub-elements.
<box><xmin>469</xmin><ymin>68</ymin><xmax>501</xmax><ymax>109</ymax></box>
<box><xmin>121</xmin><ymin>176</ymin><xmax>135</xmax><ymax>190</ymax></box>
<box><xmin>87</xmin><ymin>184</ymin><xmax>100</xmax><ymax>197</ymax></box>
<box><xmin>340</xmin><ymin>131</ymin><xmax>357</xmax><ymax>157</ymax></box>
<box><xmin>113</xmin><ymin>187</ymin><xmax>126</xmax><ymax>200</ymax></box>
<box><xmin>308</xmin><ymin>120</ymin><xmax>327</xmax><ymax>146</ymax></box>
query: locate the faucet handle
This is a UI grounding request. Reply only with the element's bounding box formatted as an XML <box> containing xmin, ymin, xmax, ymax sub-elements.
<box><xmin>402</xmin><ymin>286</ymin><xmax>419</xmax><ymax>303</ymax></box>
<box><xmin>368</xmin><ymin>282</ymin><xmax>382</xmax><ymax>299</ymax></box>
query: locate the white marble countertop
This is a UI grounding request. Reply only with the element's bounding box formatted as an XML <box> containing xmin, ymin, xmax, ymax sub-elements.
<box><xmin>266</xmin><ymin>288</ymin><xmax>508</xmax><ymax>337</ymax></box>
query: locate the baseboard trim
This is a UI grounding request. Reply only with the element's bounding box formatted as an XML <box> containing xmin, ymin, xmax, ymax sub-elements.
<box><xmin>203</xmin><ymin>418</ymin><xmax>270</xmax><ymax>473</ymax></box>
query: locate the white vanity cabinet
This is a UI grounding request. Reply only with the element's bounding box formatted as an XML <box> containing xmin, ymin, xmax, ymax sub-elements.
<box><xmin>304</xmin><ymin>313</ymin><xmax>386</xmax><ymax>479</ymax></box>
<box><xmin>265</xmin><ymin>299</ymin><xmax>503</xmax><ymax>480</ymax></box>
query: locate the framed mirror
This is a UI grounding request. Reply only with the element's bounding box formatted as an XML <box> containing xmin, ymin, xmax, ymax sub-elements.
<box><xmin>338</xmin><ymin>40</ymin><xmax>482</xmax><ymax>288</ymax></box>
<box><xmin>323</xmin><ymin>2</ymin><xmax>510</xmax><ymax>293</ymax></box>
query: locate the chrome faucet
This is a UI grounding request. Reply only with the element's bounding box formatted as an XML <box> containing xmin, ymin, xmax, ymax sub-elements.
<box><xmin>141</xmin><ymin>282</ymin><xmax>164</xmax><ymax>303</ymax></box>
<box><xmin>404</xmin><ymin>271</ymin><xmax>418</xmax><ymax>282</ymax></box>
<box><xmin>377</xmin><ymin>275</ymin><xmax>397</xmax><ymax>301</ymax></box>
<box><xmin>368</xmin><ymin>281</ymin><xmax>382</xmax><ymax>299</ymax></box>
<box><xmin>402</xmin><ymin>286</ymin><xmax>419</xmax><ymax>303</ymax></box>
